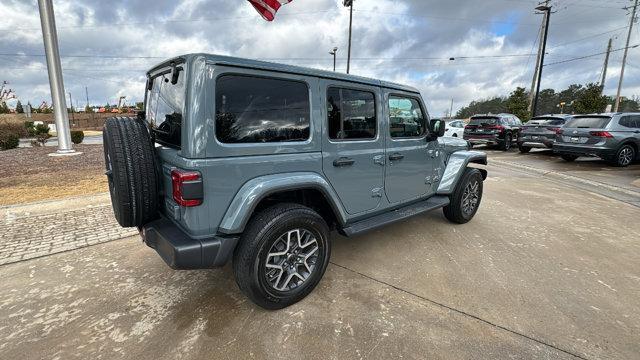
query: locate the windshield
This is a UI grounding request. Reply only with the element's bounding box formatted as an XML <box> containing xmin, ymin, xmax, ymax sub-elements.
<box><xmin>145</xmin><ymin>67</ymin><xmax>185</xmax><ymax>148</ymax></box>
<box><xmin>564</xmin><ymin>116</ymin><xmax>611</xmax><ymax>129</ymax></box>
<box><xmin>468</xmin><ymin>117</ymin><xmax>498</xmax><ymax>126</ymax></box>
<box><xmin>528</xmin><ymin>117</ymin><xmax>567</xmax><ymax>126</ymax></box>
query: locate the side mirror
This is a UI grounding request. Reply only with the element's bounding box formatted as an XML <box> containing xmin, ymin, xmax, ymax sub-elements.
<box><xmin>428</xmin><ymin>119</ymin><xmax>446</xmax><ymax>140</ymax></box>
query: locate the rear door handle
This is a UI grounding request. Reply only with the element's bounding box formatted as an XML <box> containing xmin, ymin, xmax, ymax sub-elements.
<box><xmin>333</xmin><ymin>157</ymin><xmax>355</xmax><ymax>167</ymax></box>
<box><xmin>389</xmin><ymin>153</ymin><xmax>404</xmax><ymax>161</ymax></box>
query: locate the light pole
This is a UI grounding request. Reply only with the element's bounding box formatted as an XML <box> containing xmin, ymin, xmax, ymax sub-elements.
<box><xmin>37</xmin><ymin>0</ymin><xmax>77</xmax><ymax>155</ymax></box>
<box><xmin>343</xmin><ymin>0</ymin><xmax>353</xmax><ymax>74</ymax></box>
<box><xmin>329</xmin><ymin>47</ymin><xmax>338</xmax><ymax>71</ymax></box>
<box><xmin>532</xmin><ymin>4</ymin><xmax>551</xmax><ymax>117</ymax></box>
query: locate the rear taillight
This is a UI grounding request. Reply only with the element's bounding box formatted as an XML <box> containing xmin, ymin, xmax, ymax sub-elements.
<box><xmin>557</xmin><ymin>129</ymin><xmax>564</xmax><ymax>135</ymax></box>
<box><xmin>589</xmin><ymin>131</ymin><xmax>613</xmax><ymax>138</ymax></box>
<box><xmin>547</xmin><ymin>127</ymin><xmax>562</xmax><ymax>134</ymax></box>
<box><xmin>171</xmin><ymin>169</ymin><xmax>203</xmax><ymax>207</ymax></box>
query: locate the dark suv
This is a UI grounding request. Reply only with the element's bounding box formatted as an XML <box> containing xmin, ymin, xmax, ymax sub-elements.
<box><xmin>554</xmin><ymin>113</ymin><xmax>640</xmax><ymax>167</ymax></box>
<box><xmin>517</xmin><ymin>114</ymin><xmax>572</xmax><ymax>153</ymax></box>
<box><xmin>464</xmin><ymin>114</ymin><xmax>523</xmax><ymax>151</ymax></box>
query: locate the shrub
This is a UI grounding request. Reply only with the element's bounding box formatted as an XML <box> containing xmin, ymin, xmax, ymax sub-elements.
<box><xmin>30</xmin><ymin>123</ymin><xmax>51</xmax><ymax>146</ymax></box>
<box><xmin>71</xmin><ymin>130</ymin><xmax>84</xmax><ymax>144</ymax></box>
<box><xmin>0</xmin><ymin>121</ymin><xmax>26</xmax><ymax>150</ymax></box>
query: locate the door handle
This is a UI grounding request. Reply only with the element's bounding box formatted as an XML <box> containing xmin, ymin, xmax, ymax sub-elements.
<box><xmin>389</xmin><ymin>153</ymin><xmax>404</xmax><ymax>161</ymax></box>
<box><xmin>333</xmin><ymin>157</ymin><xmax>355</xmax><ymax>167</ymax></box>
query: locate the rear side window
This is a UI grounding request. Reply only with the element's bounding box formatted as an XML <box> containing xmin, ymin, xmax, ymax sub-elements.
<box><xmin>619</xmin><ymin>116</ymin><xmax>640</xmax><ymax>128</ymax></box>
<box><xmin>388</xmin><ymin>96</ymin><xmax>426</xmax><ymax>138</ymax></box>
<box><xmin>565</xmin><ymin>116</ymin><xmax>611</xmax><ymax>129</ymax></box>
<box><xmin>215</xmin><ymin>75</ymin><xmax>310</xmax><ymax>143</ymax></box>
<box><xmin>327</xmin><ymin>87</ymin><xmax>376</xmax><ymax>140</ymax></box>
<box><xmin>469</xmin><ymin>117</ymin><xmax>498</xmax><ymax>126</ymax></box>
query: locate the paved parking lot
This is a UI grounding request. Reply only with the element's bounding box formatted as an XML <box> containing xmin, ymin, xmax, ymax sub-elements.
<box><xmin>0</xmin><ymin>150</ymin><xmax>639</xmax><ymax>359</ymax></box>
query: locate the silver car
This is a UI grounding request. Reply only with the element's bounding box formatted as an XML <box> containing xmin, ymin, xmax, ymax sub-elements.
<box><xmin>553</xmin><ymin>113</ymin><xmax>640</xmax><ymax>167</ymax></box>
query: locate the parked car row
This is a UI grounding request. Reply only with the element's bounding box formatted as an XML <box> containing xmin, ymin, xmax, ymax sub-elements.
<box><xmin>461</xmin><ymin>112</ymin><xmax>639</xmax><ymax>167</ymax></box>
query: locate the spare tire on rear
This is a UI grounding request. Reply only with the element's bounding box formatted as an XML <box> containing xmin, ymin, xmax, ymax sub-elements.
<box><xmin>103</xmin><ymin>117</ymin><xmax>159</xmax><ymax>227</ymax></box>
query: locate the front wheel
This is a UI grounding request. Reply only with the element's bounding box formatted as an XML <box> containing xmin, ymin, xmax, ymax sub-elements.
<box><xmin>443</xmin><ymin>168</ymin><xmax>483</xmax><ymax>224</ymax></box>
<box><xmin>233</xmin><ymin>203</ymin><xmax>331</xmax><ymax>310</ymax></box>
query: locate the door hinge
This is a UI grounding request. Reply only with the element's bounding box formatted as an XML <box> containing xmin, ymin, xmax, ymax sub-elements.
<box><xmin>371</xmin><ymin>187</ymin><xmax>383</xmax><ymax>197</ymax></box>
<box><xmin>373</xmin><ymin>154</ymin><xmax>385</xmax><ymax>166</ymax></box>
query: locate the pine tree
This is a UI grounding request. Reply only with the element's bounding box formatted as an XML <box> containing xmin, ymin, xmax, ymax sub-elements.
<box><xmin>573</xmin><ymin>83</ymin><xmax>607</xmax><ymax>114</ymax></box>
<box><xmin>15</xmin><ymin>100</ymin><xmax>23</xmax><ymax>113</ymax></box>
<box><xmin>505</xmin><ymin>87</ymin><xmax>530</xmax><ymax>121</ymax></box>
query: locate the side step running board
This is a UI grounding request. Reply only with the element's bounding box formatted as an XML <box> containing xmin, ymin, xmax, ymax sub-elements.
<box><xmin>341</xmin><ymin>195</ymin><xmax>450</xmax><ymax>237</ymax></box>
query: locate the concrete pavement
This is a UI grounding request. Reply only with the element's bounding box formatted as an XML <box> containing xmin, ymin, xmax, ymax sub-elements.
<box><xmin>1</xmin><ymin>162</ymin><xmax>639</xmax><ymax>359</ymax></box>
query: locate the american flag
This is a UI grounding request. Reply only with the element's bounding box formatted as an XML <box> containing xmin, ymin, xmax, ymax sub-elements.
<box><xmin>247</xmin><ymin>0</ymin><xmax>293</xmax><ymax>21</ymax></box>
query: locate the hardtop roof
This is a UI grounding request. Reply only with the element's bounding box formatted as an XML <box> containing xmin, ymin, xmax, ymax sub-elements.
<box><xmin>148</xmin><ymin>53</ymin><xmax>421</xmax><ymax>94</ymax></box>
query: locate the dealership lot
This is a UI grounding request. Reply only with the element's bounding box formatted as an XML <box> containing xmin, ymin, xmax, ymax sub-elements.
<box><xmin>0</xmin><ymin>151</ymin><xmax>639</xmax><ymax>359</ymax></box>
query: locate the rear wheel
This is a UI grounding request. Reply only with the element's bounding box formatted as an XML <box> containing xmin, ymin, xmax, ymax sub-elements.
<box><xmin>233</xmin><ymin>203</ymin><xmax>331</xmax><ymax>310</ymax></box>
<box><xmin>612</xmin><ymin>144</ymin><xmax>635</xmax><ymax>167</ymax></box>
<box><xmin>500</xmin><ymin>133</ymin><xmax>512</xmax><ymax>151</ymax></box>
<box><xmin>561</xmin><ymin>154</ymin><xmax>578</xmax><ymax>162</ymax></box>
<box><xmin>443</xmin><ymin>168</ymin><xmax>483</xmax><ymax>224</ymax></box>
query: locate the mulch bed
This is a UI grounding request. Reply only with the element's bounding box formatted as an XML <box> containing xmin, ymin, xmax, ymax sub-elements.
<box><xmin>0</xmin><ymin>144</ymin><xmax>108</xmax><ymax>206</ymax></box>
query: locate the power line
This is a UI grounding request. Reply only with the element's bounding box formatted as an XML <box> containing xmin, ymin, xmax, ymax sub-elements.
<box><xmin>544</xmin><ymin>43</ymin><xmax>639</xmax><ymax>66</ymax></box>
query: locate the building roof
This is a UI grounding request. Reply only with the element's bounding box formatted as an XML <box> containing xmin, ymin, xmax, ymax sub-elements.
<box><xmin>149</xmin><ymin>53</ymin><xmax>421</xmax><ymax>94</ymax></box>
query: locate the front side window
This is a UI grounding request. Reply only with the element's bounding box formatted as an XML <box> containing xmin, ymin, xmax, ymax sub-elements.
<box><xmin>388</xmin><ymin>96</ymin><xmax>426</xmax><ymax>138</ymax></box>
<box><xmin>146</xmin><ymin>68</ymin><xmax>185</xmax><ymax>148</ymax></box>
<box><xmin>327</xmin><ymin>87</ymin><xmax>376</xmax><ymax>140</ymax></box>
<box><xmin>216</xmin><ymin>75</ymin><xmax>310</xmax><ymax>143</ymax></box>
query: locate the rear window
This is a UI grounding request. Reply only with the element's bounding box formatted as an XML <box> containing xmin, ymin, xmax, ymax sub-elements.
<box><xmin>468</xmin><ymin>117</ymin><xmax>498</xmax><ymax>126</ymax></box>
<box><xmin>146</xmin><ymin>67</ymin><xmax>186</xmax><ymax>148</ymax></box>
<box><xmin>528</xmin><ymin>117</ymin><xmax>567</xmax><ymax>126</ymax></box>
<box><xmin>215</xmin><ymin>75</ymin><xmax>310</xmax><ymax>143</ymax></box>
<box><xmin>564</xmin><ymin>116</ymin><xmax>611</xmax><ymax>129</ymax></box>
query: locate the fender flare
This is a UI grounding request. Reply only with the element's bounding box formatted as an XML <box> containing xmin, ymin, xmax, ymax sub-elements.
<box><xmin>218</xmin><ymin>172</ymin><xmax>348</xmax><ymax>234</ymax></box>
<box><xmin>437</xmin><ymin>150</ymin><xmax>487</xmax><ymax>195</ymax></box>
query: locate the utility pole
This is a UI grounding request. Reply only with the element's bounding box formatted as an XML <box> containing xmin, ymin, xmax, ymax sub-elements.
<box><xmin>615</xmin><ymin>0</ymin><xmax>638</xmax><ymax>112</ymax></box>
<box><xmin>344</xmin><ymin>0</ymin><xmax>353</xmax><ymax>74</ymax></box>
<box><xmin>528</xmin><ymin>20</ymin><xmax>545</xmax><ymax>113</ymax></box>
<box><xmin>601</xmin><ymin>38</ymin><xmax>613</xmax><ymax>93</ymax></box>
<box><xmin>68</xmin><ymin>92</ymin><xmax>74</xmax><ymax>122</ymax></box>
<box><xmin>37</xmin><ymin>0</ymin><xmax>76</xmax><ymax>155</ymax></box>
<box><xmin>532</xmin><ymin>2</ymin><xmax>551</xmax><ymax>117</ymax></box>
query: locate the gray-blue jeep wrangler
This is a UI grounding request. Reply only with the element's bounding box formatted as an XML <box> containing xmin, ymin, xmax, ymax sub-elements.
<box><xmin>103</xmin><ymin>54</ymin><xmax>487</xmax><ymax>309</ymax></box>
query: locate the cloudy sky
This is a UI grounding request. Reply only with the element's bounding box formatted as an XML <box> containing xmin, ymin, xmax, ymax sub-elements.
<box><xmin>0</xmin><ymin>0</ymin><xmax>638</xmax><ymax>116</ymax></box>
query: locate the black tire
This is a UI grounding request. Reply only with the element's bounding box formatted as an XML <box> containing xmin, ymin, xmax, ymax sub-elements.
<box><xmin>611</xmin><ymin>144</ymin><xmax>636</xmax><ymax>167</ymax></box>
<box><xmin>518</xmin><ymin>144</ymin><xmax>531</xmax><ymax>153</ymax></box>
<box><xmin>443</xmin><ymin>168</ymin><xmax>483</xmax><ymax>224</ymax></box>
<box><xmin>103</xmin><ymin>117</ymin><xmax>159</xmax><ymax>227</ymax></box>
<box><xmin>452</xmin><ymin>133</ymin><xmax>458</xmax><ymax>138</ymax></box>
<box><xmin>500</xmin><ymin>133</ymin><xmax>512</xmax><ymax>151</ymax></box>
<box><xmin>233</xmin><ymin>203</ymin><xmax>331</xmax><ymax>310</ymax></box>
<box><xmin>561</xmin><ymin>154</ymin><xmax>578</xmax><ymax>162</ymax></box>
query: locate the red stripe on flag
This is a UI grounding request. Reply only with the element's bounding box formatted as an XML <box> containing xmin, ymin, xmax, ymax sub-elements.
<box><xmin>247</xmin><ymin>0</ymin><xmax>292</xmax><ymax>21</ymax></box>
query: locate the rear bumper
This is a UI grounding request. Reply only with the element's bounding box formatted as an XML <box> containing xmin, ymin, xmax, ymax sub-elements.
<box><xmin>141</xmin><ymin>216</ymin><xmax>238</xmax><ymax>269</ymax></box>
<box><xmin>464</xmin><ymin>134</ymin><xmax>501</xmax><ymax>145</ymax></box>
<box><xmin>518</xmin><ymin>137</ymin><xmax>554</xmax><ymax>148</ymax></box>
<box><xmin>553</xmin><ymin>144</ymin><xmax>616</xmax><ymax>159</ymax></box>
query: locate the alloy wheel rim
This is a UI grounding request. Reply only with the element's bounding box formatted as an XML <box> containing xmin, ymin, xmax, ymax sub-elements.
<box><xmin>619</xmin><ymin>147</ymin><xmax>633</xmax><ymax>166</ymax></box>
<box><xmin>264</xmin><ymin>229</ymin><xmax>319</xmax><ymax>292</ymax></box>
<box><xmin>462</xmin><ymin>180</ymin><xmax>480</xmax><ymax>215</ymax></box>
